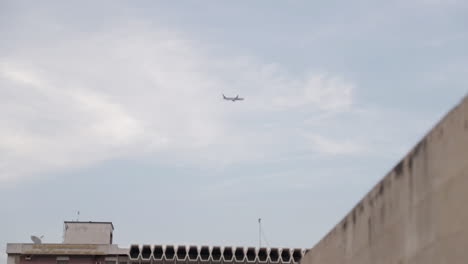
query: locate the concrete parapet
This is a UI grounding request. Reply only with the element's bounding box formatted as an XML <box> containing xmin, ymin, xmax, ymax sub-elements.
<box><xmin>302</xmin><ymin>95</ymin><xmax>468</xmax><ymax>263</ymax></box>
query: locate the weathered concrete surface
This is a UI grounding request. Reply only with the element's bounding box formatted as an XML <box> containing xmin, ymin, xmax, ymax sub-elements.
<box><xmin>302</xmin><ymin>96</ymin><xmax>468</xmax><ymax>264</ymax></box>
<box><xmin>63</xmin><ymin>222</ymin><xmax>113</xmax><ymax>244</ymax></box>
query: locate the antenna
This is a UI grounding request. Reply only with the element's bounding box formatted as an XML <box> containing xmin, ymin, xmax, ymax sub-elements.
<box><xmin>258</xmin><ymin>218</ymin><xmax>262</xmax><ymax>248</ymax></box>
<box><xmin>30</xmin><ymin>235</ymin><xmax>43</xmax><ymax>244</ymax></box>
<box><xmin>259</xmin><ymin>219</ymin><xmax>271</xmax><ymax>247</ymax></box>
<box><xmin>76</xmin><ymin>211</ymin><xmax>80</xmax><ymax>221</ymax></box>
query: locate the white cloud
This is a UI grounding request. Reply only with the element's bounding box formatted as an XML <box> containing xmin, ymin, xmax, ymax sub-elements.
<box><xmin>0</xmin><ymin>65</ymin><xmax>149</xmax><ymax>181</ymax></box>
<box><xmin>0</xmin><ymin>64</ymin><xmax>43</xmax><ymax>87</ymax></box>
<box><xmin>270</xmin><ymin>73</ymin><xmax>353</xmax><ymax>111</ymax></box>
<box><xmin>307</xmin><ymin>133</ymin><xmax>368</xmax><ymax>155</ymax></box>
<box><xmin>0</xmin><ymin>23</ymin><xmax>357</xmax><ymax>182</ymax></box>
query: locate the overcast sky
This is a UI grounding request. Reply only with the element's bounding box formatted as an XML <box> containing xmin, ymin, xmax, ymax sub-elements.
<box><xmin>1</xmin><ymin>0</ymin><xmax>468</xmax><ymax>261</ymax></box>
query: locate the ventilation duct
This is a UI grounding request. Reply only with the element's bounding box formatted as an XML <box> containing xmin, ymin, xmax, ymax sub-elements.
<box><xmin>176</xmin><ymin>245</ymin><xmax>188</xmax><ymax>260</ymax></box>
<box><xmin>246</xmin><ymin>247</ymin><xmax>256</xmax><ymax>262</ymax></box>
<box><xmin>200</xmin><ymin>246</ymin><xmax>210</xmax><ymax>261</ymax></box>
<box><xmin>129</xmin><ymin>245</ymin><xmax>140</xmax><ymax>260</ymax></box>
<box><xmin>258</xmin><ymin>248</ymin><xmax>268</xmax><ymax>263</ymax></box>
<box><xmin>269</xmin><ymin>248</ymin><xmax>279</xmax><ymax>263</ymax></box>
<box><xmin>129</xmin><ymin>244</ymin><xmax>305</xmax><ymax>264</ymax></box>
<box><xmin>141</xmin><ymin>245</ymin><xmax>152</xmax><ymax>260</ymax></box>
<box><xmin>223</xmin><ymin>247</ymin><xmax>234</xmax><ymax>262</ymax></box>
<box><xmin>188</xmin><ymin>246</ymin><xmax>199</xmax><ymax>261</ymax></box>
<box><xmin>280</xmin><ymin>248</ymin><xmax>291</xmax><ymax>262</ymax></box>
<box><xmin>212</xmin><ymin>247</ymin><xmax>222</xmax><ymax>261</ymax></box>
<box><xmin>292</xmin><ymin>249</ymin><xmax>302</xmax><ymax>263</ymax></box>
<box><xmin>234</xmin><ymin>247</ymin><xmax>245</xmax><ymax>262</ymax></box>
<box><xmin>153</xmin><ymin>245</ymin><xmax>164</xmax><ymax>260</ymax></box>
<box><xmin>165</xmin><ymin>245</ymin><xmax>176</xmax><ymax>260</ymax></box>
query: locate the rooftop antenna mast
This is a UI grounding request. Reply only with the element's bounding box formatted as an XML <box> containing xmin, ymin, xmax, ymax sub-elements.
<box><xmin>76</xmin><ymin>211</ymin><xmax>80</xmax><ymax>221</ymax></box>
<box><xmin>258</xmin><ymin>218</ymin><xmax>262</xmax><ymax>248</ymax></box>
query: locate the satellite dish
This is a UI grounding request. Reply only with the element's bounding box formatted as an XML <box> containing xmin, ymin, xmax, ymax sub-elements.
<box><xmin>30</xmin><ymin>235</ymin><xmax>43</xmax><ymax>244</ymax></box>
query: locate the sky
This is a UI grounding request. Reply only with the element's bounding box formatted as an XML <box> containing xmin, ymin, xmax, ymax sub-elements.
<box><xmin>1</xmin><ymin>0</ymin><xmax>468</xmax><ymax>261</ymax></box>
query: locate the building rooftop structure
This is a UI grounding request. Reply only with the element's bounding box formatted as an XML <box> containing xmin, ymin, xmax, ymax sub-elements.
<box><xmin>6</xmin><ymin>221</ymin><xmax>305</xmax><ymax>264</ymax></box>
<box><xmin>63</xmin><ymin>221</ymin><xmax>114</xmax><ymax>244</ymax></box>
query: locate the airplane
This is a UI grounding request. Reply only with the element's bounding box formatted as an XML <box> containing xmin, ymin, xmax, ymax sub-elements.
<box><xmin>223</xmin><ymin>94</ymin><xmax>244</xmax><ymax>102</ymax></box>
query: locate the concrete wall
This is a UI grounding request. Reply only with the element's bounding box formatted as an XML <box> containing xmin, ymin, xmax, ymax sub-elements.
<box><xmin>302</xmin><ymin>96</ymin><xmax>468</xmax><ymax>264</ymax></box>
<box><xmin>64</xmin><ymin>222</ymin><xmax>113</xmax><ymax>244</ymax></box>
<box><xmin>17</xmin><ymin>256</ymin><xmax>106</xmax><ymax>264</ymax></box>
<box><xmin>6</xmin><ymin>244</ymin><xmax>126</xmax><ymax>256</ymax></box>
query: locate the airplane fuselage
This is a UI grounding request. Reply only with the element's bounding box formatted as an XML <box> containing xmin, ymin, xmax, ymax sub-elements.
<box><xmin>223</xmin><ymin>94</ymin><xmax>244</xmax><ymax>102</ymax></box>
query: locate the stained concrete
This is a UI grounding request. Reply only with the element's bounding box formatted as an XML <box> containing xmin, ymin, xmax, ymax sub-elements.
<box><xmin>63</xmin><ymin>222</ymin><xmax>113</xmax><ymax>244</ymax></box>
<box><xmin>302</xmin><ymin>95</ymin><xmax>468</xmax><ymax>264</ymax></box>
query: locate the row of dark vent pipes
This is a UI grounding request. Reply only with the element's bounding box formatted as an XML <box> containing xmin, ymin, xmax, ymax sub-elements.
<box><xmin>129</xmin><ymin>245</ymin><xmax>307</xmax><ymax>263</ymax></box>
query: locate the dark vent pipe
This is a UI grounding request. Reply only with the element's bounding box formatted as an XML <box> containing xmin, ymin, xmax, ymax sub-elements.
<box><xmin>165</xmin><ymin>245</ymin><xmax>175</xmax><ymax>260</ymax></box>
<box><xmin>292</xmin><ymin>249</ymin><xmax>302</xmax><ymax>263</ymax></box>
<box><xmin>141</xmin><ymin>245</ymin><xmax>152</xmax><ymax>260</ymax></box>
<box><xmin>153</xmin><ymin>245</ymin><xmax>164</xmax><ymax>260</ymax></box>
<box><xmin>129</xmin><ymin>245</ymin><xmax>140</xmax><ymax>260</ymax></box>
<box><xmin>258</xmin><ymin>248</ymin><xmax>268</xmax><ymax>262</ymax></box>
<box><xmin>200</xmin><ymin>246</ymin><xmax>210</xmax><ymax>261</ymax></box>
<box><xmin>188</xmin><ymin>246</ymin><xmax>199</xmax><ymax>260</ymax></box>
<box><xmin>212</xmin><ymin>247</ymin><xmax>222</xmax><ymax>261</ymax></box>
<box><xmin>223</xmin><ymin>247</ymin><xmax>233</xmax><ymax>261</ymax></box>
<box><xmin>269</xmin><ymin>248</ymin><xmax>279</xmax><ymax>263</ymax></box>
<box><xmin>234</xmin><ymin>247</ymin><xmax>245</xmax><ymax>261</ymax></box>
<box><xmin>176</xmin><ymin>245</ymin><xmax>187</xmax><ymax>260</ymax></box>
<box><xmin>280</xmin><ymin>248</ymin><xmax>291</xmax><ymax>262</ymax></box>
<box><xmin>246</xmin><ymin>247</ymin><xmax>256</xmax><ymax>262</ymax></box>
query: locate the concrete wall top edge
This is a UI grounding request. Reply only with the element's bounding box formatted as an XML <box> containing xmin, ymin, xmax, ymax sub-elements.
<box><xmin>305</xmin><ymin>95</ymin><xmax>468</xmax><ymax>252</ymax></box>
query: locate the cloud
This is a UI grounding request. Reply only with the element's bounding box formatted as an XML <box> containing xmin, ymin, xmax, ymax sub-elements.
<box><xmin>0</xmin><ymin>22</ymin><xmax>357</xmax><ymax>182</ymax></box>
<box><xmin>0</xmin><ymin>64</ymin><xmax>149</xmax><ymax>181</ymax></box>
<box><xmin>0</xmin><ymin>64</ymin><xmax>43</xmax><ymax>87</ymax></box>
<box><xmin>307</xmin><ymin>133</ymin><xmax>368</xmax><ymax>155</ymax></box>
<box><xmin>271</xmin><ymin>73</ymin><xmax>353</xmax><ymax>111</ymax></box>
